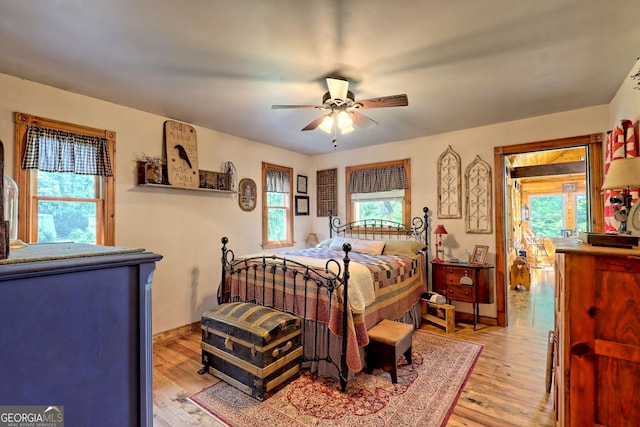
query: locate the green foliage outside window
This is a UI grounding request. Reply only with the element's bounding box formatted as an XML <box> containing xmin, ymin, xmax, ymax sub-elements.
<box><xmin>530</xmin><ymin>195</ymin><xmax>565</xmax><ymax>237</ymax></box>
<box><xmin>575</xmin><ymin>193</ymin><xmax>588</xmax><ymax>233</ymax></box>
<box><xmin>355</xmin><ymin>200</ymin><xmax>403</xmax><ymax>223</ymax></box>
<box><xmin>36</xmin><ymin>171</ymin><xmax>97</xmax><ymax>243</ymax></box>
<box><xmin>267</xmin><ymin>192</ymin><xmax>287</xmax><ymax>241</ymax></box>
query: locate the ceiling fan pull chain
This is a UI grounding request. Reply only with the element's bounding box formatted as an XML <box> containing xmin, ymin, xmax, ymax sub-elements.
<box><xmin>332</xmin><ymin>136</ymin><xmax>337</xmax><ymax>150</ymax></box>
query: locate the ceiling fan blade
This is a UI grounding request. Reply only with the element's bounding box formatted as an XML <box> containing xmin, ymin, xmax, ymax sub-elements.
<box><xmin>357</xmin><ymin>94</ymin><xmax>408</xmax><ymax>109</ymax></box>
<box><xmin>350</xmin><ymin>111</ymin><xmax>378</xmax><ymax>129</ymax></box>
<box><xmin>326</xmin><ymin>77</ymin><xmax>349</xmax><ymax>100</ymax></box>
<box><xmin>272</xmin><ymin>104</ymin><xmax>321</xmax><ymax>109</ymax></box>
<box><xmin>301</xmin><ymin>115</ymin><xmax>326</xmax><ymax>131</ymax></box>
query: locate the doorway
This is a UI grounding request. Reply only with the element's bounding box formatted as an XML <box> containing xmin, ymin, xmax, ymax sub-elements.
<box><xmin>493</xmin><ymin>133</ymin><xmax>604</xmax><ymax>327</ymax></box>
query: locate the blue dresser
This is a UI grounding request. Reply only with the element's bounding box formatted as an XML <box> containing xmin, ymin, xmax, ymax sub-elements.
<box><xmin>0</xmin><ymin>243</ymin><xmax>162</xmax><ymax>427</ymax></box>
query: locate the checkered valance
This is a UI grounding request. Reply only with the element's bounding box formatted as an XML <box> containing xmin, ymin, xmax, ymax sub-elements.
<box><xmin>22</xmin><ymin>126</ymin><xmax>113</xmax><ymax>177</ymax></box>
<box><xmin>265</xmin><ymin>167</ymin><xmax>290</xmax><ymax>193</ymax></box>
<box><xmin>348</xmin><ymin>164</ymin><xmax>408</xmax><ymax>194</ymax></box>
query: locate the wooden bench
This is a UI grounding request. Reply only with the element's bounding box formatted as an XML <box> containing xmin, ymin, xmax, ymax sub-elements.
<box><xmin>421</xmin><ymin>300</ymin><xmax>455</xmax><ymax>333</ymax></box>
<box><xmin>365</xmin><ymin>319</ymin><xmax>414</xmax><ymax>383</ymax></box>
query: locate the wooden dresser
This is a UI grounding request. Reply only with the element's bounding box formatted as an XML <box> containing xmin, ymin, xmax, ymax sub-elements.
<box><xmin>0</xmin><ymin>243</ymin><xmax>162</xmax><ymax>427</ymax></box>
<box><xmin>553</xmin><ymin>241</ymin><xmax>640</xmax><ymax>426</ymax></box>
<box><xmin>431</xmin><ymin>261</ymin><xmax>493</xmax><ymax>329</ymax></box>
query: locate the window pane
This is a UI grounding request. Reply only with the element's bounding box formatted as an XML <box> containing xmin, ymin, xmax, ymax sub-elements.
<box><xmin>267</xmin><ymin>207</ymin><xmax>286</xmax><ymax>241</ymax></box>
<box><xmin>530</xmin><ymin>195</ymin><xmax>565</xmax><ymax>236</ymax></box>
<box><xmin>267</xmin><ymin>192</ymin><xmax>286</xmax><ymax>206</ymax></box>
<box><xmin>38</xmin><ymin>201</ymin><xmax>97</xmax><ymax>243</ymax></box>
<box><xmin>575</xmin><ymin>193</ymin><xmax>588</xmax><ymax>232</ymax></box>
<box><xmin>354</xmin><ymin>197</ymin><xmax>403</xmax><ymax>222</ymax></box>
<box><xmin>37</xmin><ymin>171</ymin><xmax>96</xmax><ymax>198</ymax></box>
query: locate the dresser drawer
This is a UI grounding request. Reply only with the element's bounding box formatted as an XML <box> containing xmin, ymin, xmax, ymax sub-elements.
<box><xmin>443</xmin><ymin>284</ymin><xmax>475</xmax><ymax>302</ymax></box>
<box><xmin>444</xmin><ymin>267</ymin><xmax>474</xmax><ymax>283</ymax></box>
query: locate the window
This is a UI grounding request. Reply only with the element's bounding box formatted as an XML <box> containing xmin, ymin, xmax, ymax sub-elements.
<box><xmin>530</xmin><ymin>194</ymin><xmax>565</xmax><ymax>237</ymax></box>
<box><xmin>13</xmin><ymin>112</ymin><xmax>116</xmax><ymax>245</ymax></box>
<box><xmin>262</xmin><ymin>162</ymin><xmax>293</xmax><ymax>248</ymax></box>
<box><xmin>346</xmin><ymin>159</ymin><xmax>411</xmax><ymax>225</ymax></box>
<box><xmin>575</xmin><ymin>193</ymin><xmax>588</xmax><ymax>233</ymax></box>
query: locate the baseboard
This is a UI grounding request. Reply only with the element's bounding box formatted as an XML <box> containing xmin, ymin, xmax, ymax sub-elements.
<box><xmin>152</xmin><ymin>321</ymin><xmax>201</xmax><ymax>344</ymax></box>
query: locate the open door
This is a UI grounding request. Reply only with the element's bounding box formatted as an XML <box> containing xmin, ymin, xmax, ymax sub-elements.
<box><xmin>493</xmin><ymin>133</ymin><xmax>604</xmax><ymax>327</ymax></box>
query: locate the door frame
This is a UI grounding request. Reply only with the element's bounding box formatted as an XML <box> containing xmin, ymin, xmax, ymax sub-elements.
<box><xmin>493</xmin><ymin>133</ymin><xmax>604</xmax><ymax>326</ymax></box>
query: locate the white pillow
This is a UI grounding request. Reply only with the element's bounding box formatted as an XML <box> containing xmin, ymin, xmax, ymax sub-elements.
<box><xmin>329</xmin><ymin>237</ymin><xmax>386</xmax><ymax>255</ymax></box>
<box><xmin>315</xmin><ymin>238</ymin><xmax>333</xmax><ymax>249</ymax></box>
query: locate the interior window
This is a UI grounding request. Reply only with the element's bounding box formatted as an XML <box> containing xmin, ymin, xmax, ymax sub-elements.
<box><xmin>346</xmin><ymin>159</ymin><xmax>411</xmax><ymax>226</ymax></box>
<box><xmin>262</xmin><ymin>162</ymin><xmax>293</xmax><ymax>248</ymax></box>
<box><xmin>13</xmin><ymin>112</ymin><xmax>115</xmax><ymax>245</ymax></box>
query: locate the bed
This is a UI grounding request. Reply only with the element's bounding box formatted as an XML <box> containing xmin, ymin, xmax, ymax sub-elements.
<box><xmin>213</xmin><ymin>207</ymin><xmax>430</xmax><ymax>392</ymax></box>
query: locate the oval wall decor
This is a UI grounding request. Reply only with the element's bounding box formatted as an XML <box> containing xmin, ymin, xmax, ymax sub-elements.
<box><xmin>238</xmin><ymin>178</ymin><xmax>257</xmax><ymax>211</ymax></box>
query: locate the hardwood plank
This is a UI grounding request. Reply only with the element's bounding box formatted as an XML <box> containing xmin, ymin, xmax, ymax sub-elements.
<box><xmin>153</xmin><ymin>266</ymin><xmax>557</xmax><ymax>425</ymax></box>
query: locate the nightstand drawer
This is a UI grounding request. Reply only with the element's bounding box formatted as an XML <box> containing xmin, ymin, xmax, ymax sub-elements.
<box><xmin>444</xmin><ymin>267</ymin><xmax>474</xmax><ymax>285</ymax></box>
<box><xmin>443</xmin><ymin>284</ymin><xmax>475</xmax><ymax>302</ymax></box>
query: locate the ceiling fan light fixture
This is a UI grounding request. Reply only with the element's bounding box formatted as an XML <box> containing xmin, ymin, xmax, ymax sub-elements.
<box><xmin>337</xmin><ymin>111</ymin><xmax>354</xmax><ymax>133</ymax></box>
<box><xmin>340</xmin><ymin>124</ymin><xmax>355</xmax><ymax>134</ymax></box>
<box><xmin>318</xmin><ymin>115</ymin><xmax>334</xmax><ymax>133</ymax></box>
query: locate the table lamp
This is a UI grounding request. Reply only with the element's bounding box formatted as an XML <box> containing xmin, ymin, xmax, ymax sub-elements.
<box><xmin>601</xmin><ymin>157</ymin><xmax>640</xmax><ymax>234</ymax></box>
<box><xmin>305</xmin><ymin>232</ymin><xmax>319</xmax><ymax>247</ymax></box>
<box><xmin>433</xmin><ymin>224</ymin><xmax>448</xmax><ymax>262</ymax></box>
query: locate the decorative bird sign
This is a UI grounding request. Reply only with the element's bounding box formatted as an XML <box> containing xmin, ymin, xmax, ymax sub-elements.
<box><xmin>174</xmin><ymin>144</ymin><xmax>192</xmax><ymax>168</ymax></box>
<box><xmin>164</xmin><ymin>119</ymin><xmax>199</xmax><ymax>188</ymax></box>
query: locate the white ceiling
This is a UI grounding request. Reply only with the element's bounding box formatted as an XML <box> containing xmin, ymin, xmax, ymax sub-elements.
<box><xmin>1</xmin><ymin>1</ymin><xmax>639</xmax><ymax>155</ymax></box>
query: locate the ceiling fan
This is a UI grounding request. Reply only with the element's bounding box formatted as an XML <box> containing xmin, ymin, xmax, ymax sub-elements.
<box><xmin>271</xmin><ymin>77</ymin><xmax>408</xmax><ymax>149</ymax></box>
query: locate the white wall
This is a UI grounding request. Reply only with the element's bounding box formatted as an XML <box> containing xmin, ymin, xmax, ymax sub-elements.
<box><xmin>0</xmin><ymin>73</ymin><xmax>314</xmax><ymax>334</ymax></box>
<box><xmin>311</xmin><ymin>105</ymin><xmax>610</xmax><ymax>319</ymax></box>
<box><xmin>609</xmin><ymin>58</ymin><xmax>640</xmax><ymax>130</ymax></box>
<box><xmin>2</xmin><ymin>64</ymin><xmax>636</xmax><ymax>331</ymax></box>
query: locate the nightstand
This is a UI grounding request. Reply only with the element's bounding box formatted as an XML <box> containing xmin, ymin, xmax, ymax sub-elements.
<box><xmin>431</xmin><ymin>261</ymin><xmax>494</xmax><ymax>330</ymax></box>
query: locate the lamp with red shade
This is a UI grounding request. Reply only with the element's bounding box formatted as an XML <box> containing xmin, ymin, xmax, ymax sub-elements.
<box><xmin>433</xmin><ymin>224</ymin><xmax>448</xmax><ymax>262</ymax></box>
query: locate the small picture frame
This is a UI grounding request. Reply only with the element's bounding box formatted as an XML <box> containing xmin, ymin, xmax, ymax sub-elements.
<box><xmin>295</xmin><ymin>195</ymin><xmax>309</xmax><ymax>216</ymax></box>
<box><xmin>471</xmin><ymin>245</ymin><xmax>489</xmax><ymax>264</ymax></box>
<box><xmin>297</xmin><ymin>174</ymin><xmax>308</xmax><ymax>194</ymax></box>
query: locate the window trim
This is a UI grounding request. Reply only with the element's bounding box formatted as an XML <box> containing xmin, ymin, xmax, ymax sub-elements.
<box><xmin>345</xmin><ymin>159</ymin><xmax>411</xmax><ymax>226</ymax></box>
<box><xmin>13</xmin><ymin>112</ymin><xmax>116</xmax><ymax>245</ymax></box>
<box><xmin>261</xmin><ymin>162</ymin><xmax>293</xmax><ymax>248</ymax></box>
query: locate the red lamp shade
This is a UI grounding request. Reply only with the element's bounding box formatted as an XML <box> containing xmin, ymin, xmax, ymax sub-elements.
<box><xmin>434</xmin><ymin>225</ymin><xmax>448</xmax><ymax>235</ymax></box>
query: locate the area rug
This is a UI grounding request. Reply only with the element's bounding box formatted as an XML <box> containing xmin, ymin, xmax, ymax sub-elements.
<box><xmin>189</xmin><ymin>330</ymin><xmax>482</xmax><ymax>426</ymax></box>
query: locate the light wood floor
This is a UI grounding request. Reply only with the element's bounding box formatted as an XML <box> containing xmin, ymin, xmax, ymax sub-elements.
<box><xmin>153</xmin><ymin>268</ymin><xmax>556</xmax><ymax>426</ymax></box>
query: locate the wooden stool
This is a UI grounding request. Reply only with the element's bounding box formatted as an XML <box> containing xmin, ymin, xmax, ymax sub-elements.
<box><xmin>421</xmin><ymin>300</ymin><xmax>455</xmax><ymax>333</ymax></box>
<box><xmin>365</xmin><ymin>319</ymin><xmax>414</xmax><ymax>383</ymax></box>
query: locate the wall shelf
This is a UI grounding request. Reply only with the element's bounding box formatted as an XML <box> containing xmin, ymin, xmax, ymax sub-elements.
<box><xmin>136</xmin><ymin>183</ymin><xmax>235</xmax><ymax>194</ymax></box>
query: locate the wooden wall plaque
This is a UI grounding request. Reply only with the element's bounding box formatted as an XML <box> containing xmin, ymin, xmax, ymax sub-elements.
<box><xmin>164</xmin><ymin>120</ymin><xmax>199</xmax><ymax>188</ymax></box>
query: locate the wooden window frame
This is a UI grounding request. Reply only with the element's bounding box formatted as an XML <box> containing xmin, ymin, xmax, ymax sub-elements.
<box><xmin>13</xmin><ymin>112</ymin><xmax>116</xmax><ymax>245</ymax></box>
<box><xmin>345</xmin><ymin>158</ymin><xmax>412</xmax><ymax>226</ymax></box>
<box><xmin>261</xmin><ymin>162</ymin><xmax>293</xmax><ymax>249</ymax></box>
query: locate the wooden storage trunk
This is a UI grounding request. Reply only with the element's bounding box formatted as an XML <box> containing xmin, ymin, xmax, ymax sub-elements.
<box><xmin>200</xmin><ymin>302</ymin><xmax>302</xmax><ymax>400</ymax></box>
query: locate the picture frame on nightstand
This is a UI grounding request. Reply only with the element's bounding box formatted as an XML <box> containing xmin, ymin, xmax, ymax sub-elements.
<box><xmin>471</xmin><ymin>245</ymin><xmax>488</xmax><ymax>264</ymax></box>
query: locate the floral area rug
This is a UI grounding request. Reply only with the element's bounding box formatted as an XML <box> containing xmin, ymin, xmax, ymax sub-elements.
<box><xmin>189</xmin><ymin>330</ymin><xmax>483</xmax><ymax>427</ymax></box>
